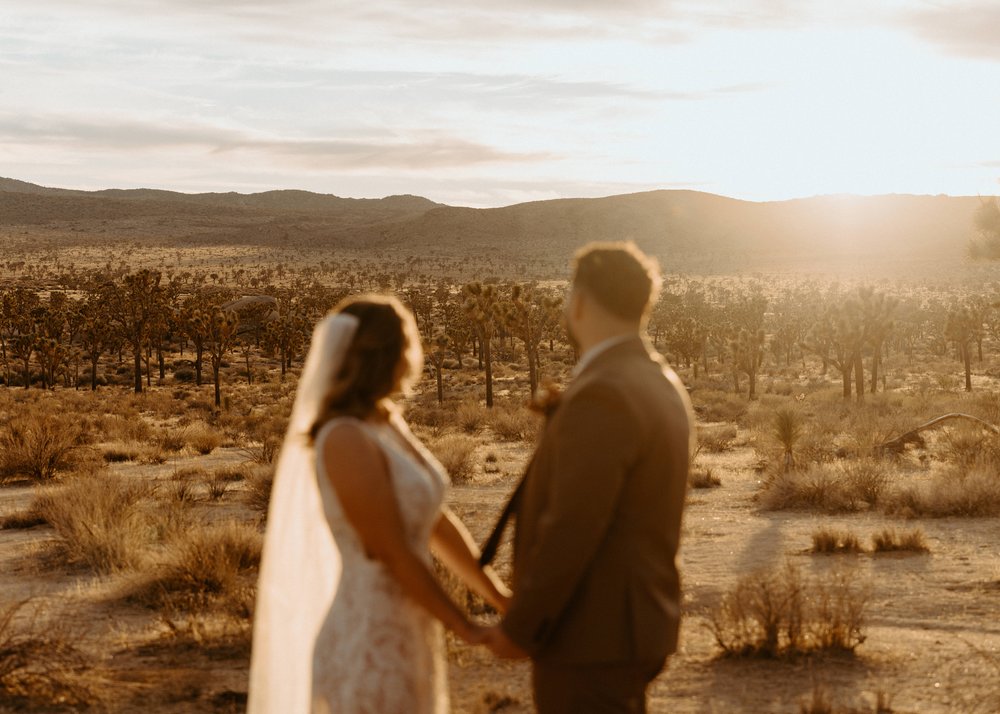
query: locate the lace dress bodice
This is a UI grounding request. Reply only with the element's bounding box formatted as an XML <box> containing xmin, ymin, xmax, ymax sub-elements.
<box><xmin>311</xmin><ymin>416</ymin><xmax>450</xmax><ymax>714</ymax></box>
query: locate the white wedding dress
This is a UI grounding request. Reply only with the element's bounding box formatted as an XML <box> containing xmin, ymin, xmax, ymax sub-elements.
<box><xmin>311</xmin><ymin>415</ymin><xmax>450</xmax><ymax>714</ymax></box>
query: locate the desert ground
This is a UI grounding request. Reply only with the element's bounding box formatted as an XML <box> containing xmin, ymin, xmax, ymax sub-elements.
<box><xmin>2</xmin><ymin>191</ymin><xmax>1000</xmax><ymax>712</ymax></box>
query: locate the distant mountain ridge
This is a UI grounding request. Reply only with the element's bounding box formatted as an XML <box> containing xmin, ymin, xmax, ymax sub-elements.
<box><xmin>0</xmin><ymin>177</ymin><xmax>990</xmax><ymax>269</ymax></box>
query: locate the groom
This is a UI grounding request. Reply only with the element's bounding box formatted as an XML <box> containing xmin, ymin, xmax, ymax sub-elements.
<box><xmin>481</xmin><ymin>241</ymin><xmax>694</xmax><ymax>713</ymax></box>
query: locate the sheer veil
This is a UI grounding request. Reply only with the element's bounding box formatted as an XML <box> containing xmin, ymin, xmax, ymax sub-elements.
<box><xmin>248</xmin><ymin>313</ymin><xmax>360</xmax><ymax>714</ymax></box>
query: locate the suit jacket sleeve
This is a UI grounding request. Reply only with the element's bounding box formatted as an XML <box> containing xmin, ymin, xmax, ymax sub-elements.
<box><xmin>501</xmin><ymin>380</ymin><xmax>641</xmax><ymax>653</ymax></box>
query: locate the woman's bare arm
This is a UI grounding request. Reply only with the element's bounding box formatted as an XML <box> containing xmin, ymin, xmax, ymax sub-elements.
<box><xmin>320</xmin><ymin>422</ymin><xmax>481</xmax><ymax>643</ymax></box>
<box><xmin>430</xmin><ymin>507</ymin><xmax>512</xmax><ymax>614</ymax></box>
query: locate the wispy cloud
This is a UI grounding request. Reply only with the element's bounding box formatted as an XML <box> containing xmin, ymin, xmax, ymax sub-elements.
<box><xmin>901</xmin><ymin>3</ymin><xmax>1000</xmax><ymax>61</ymax></box>
<box><xmin>0</xmin><ymin>114</ymin><xmax>552</xmax><ymax>169</ymax></box>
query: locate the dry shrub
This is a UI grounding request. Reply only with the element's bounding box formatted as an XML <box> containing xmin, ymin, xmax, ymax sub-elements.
<box><xmin>490</xmin><ymin>405</ymin><xmax>537</xmax><ymax>442</ymax></box>
<box><xmin>887</xmin><ymin>466</ymin><xmax>1000</xmax><ymax>517</ymax></box>
<box><xmin>708</xmin><ymin>563</ymin><xmax>867</xmax><ymax>658</ymax></box>
<box><xmin>695</xmin><ymin>390</ymin><xmax>747</xmax><ymax>423</ymax></box>
<box><xmin>690</xmin><ymin>466</ymin><xmax>721</xmax><ymax>489</ymax></box>
<box><xmin>760</xmin><ymin>465</ymin><xmax>853</xmax><ymax>512</ymax></box>
<box><xmin>156</xmin><ymin>428</ymin><xmax>188</xmax><ymax>453</ymax></box>
<box><xmin>241</xmin><ymin>436</ymin><xmax>282</xmax><ymax>465</ymax></box>
<box><xmin>101</xmin><ymin>443</ymin><xmax>140</xmax><ymax>463</ymax></box>
<box><xmin>245</xmin><ymin>466</ymin><xmax>274</xmax><ymax>514</ymax></box>
<box><xmin>871</xmin><ymin>528</ymin><xmax>929</xmax><ymax>553</ymax></box>
<box><xmin>102</xmin><ymin>413</ymin><xmax>153</xmax><ymax>443</ymax></box>
<box><xmin>34</xmin><ymin>473</ymin><xmax>154</xmax><ymax>573</ymax></box>
<box><xmin>842</xmin><ymin>459</ymin><xmax>890</xmax><ymax>508</ymax></box>
<box><xmin>941</xmin><ymin>426</ymin><xmax>997</xmax><ymax>468</ymax></box>
<box><xmin>203</xmin><ymin>473</ymin><xmax>231</xmax><ymax>501</ymax></box>
<box><xmin>427</xmin><ymin>433</ymin><xmax>477</xmax><ymax>484</ymax></box>
<box><xmin>0</xmin><ymin>600</ymin><xmax>106</xmax><ymax>711</ymax></box>
<box><xmin>761</xmin><ymin>460</ymin><xmax>890</xmax><ymax>513</ymax></box>
<box><xmin>456</xmin><ymin>400</ymin><xmax>488</xmax><ymax>434</ymax></box>
<box><xmin>0</xmin><ymin>411</ymin><xmax>83</xmax><ymax>482</ymax></box>
<box><xmin>126</xmin><ymin>521</ymin><xmax>261</xmax><ymax>614</ymax></box>
<box><xmin>185</xmin><ymin>421</ymin><xmax>222</xmax><ymax>455</ymax></box>
<box><xmin>699</xmin><ymin>424</ymin><xmax>738</xmax><ymax>453</ymax></box>
<box><xmin>811</xmin><ymin>529</ymin><xmax>863</xmax><ymax>554</ymax></box>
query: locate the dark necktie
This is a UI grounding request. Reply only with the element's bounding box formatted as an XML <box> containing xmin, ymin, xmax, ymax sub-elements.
<box><xmin>478</xmin><ymin>467</ymin><xmax>529</xmax><ymax>567</ymax></box>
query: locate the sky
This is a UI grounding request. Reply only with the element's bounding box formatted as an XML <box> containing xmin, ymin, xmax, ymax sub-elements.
<box><xmin>0</xmin><ymin>0</ymin><xmax>998</xmax><ymax>207</ymax></box>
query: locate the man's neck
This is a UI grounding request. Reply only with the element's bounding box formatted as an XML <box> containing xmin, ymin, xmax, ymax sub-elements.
<box><xmin>577</xmin><ymin>327</ymin><xmax>640</xmax><ymax>356</ymax></box>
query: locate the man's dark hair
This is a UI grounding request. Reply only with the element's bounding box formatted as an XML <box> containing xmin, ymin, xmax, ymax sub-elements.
<box><xmin>572</xmin><ymin>241</ymin><xmax>662</xmax><ymax>321</ymax></box>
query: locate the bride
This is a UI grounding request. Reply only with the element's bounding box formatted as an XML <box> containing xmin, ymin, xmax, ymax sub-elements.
<box><xmin>248</xmin><ymin>295</ymin><xmax>511</xmax><ymax>713</ymax></box>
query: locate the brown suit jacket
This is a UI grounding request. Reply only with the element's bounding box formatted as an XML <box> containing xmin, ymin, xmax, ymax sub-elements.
<box><xmin>501</xmin><ymin>336</ymin><xmax>693</xmax><ymax>666</ymax></box>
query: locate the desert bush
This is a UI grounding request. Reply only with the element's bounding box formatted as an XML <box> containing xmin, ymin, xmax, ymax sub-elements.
<box><xmin>34</xmin><ymin>473</ymin><xmax>154</xmax><ymax>573</ymax></box>
<box><xmin>760</xmin><ymin>464</ymin><xmax>853</xmax><ymax>513</ymax></box>
<box><xmin>887</xmin><ymin>466</ymin><xmax>1000</xmax><ymax>517</ymax></box>
<box><xmin>203</xmin><ymin>473</ymin><xmax>231</xmax><ymax>501</ymax></box>
<box><xmin>126</xmin><ymin>521</ymin><xmax>262</xmax><ymax>614</ymax></box>
<box><xmin>695</xmin><ymin>390</ymin><xmax>748</xmax><ymax>423</ymax></box>
<box><xmin>871</xmin><ymin>528</ymin><xmax>929</xmax><ymax>553</ymax></box>
<box><xmin>698</xmin><ymin>424</ymin><xmax>737</xmax><ymax>453</ymax></box>
<box><xmin>427</xmin><ymin>433</ymin><xmax>477</xmax><ymax>484</ymax></box>
<box><xmin>456</xmin><ymin>399</ymin><xmax>489</xmax><ymax>434</ymax></box>
<box><xmin>690</xmin><ymin>466</ymin><xmax>721</xmax><ymax>489</ymax></box>
<box><xmin>101</xmin><ymin>444</ymin><xmax>140</xmax><ymax>463</ymax></box>
<box><xmin>156</xmin><ymin>428</ymin><xmax>187</xmax><ymax>453</ymax></box>
<box><xmin>941</xmin><ymin>426</ymin><xmax>996</xmax><ymax>468</ymax></box>
<box><xmin>842</xmin><ymin>459</ymin><xmax>890</xmax><ymax>507</ymax></box>
<box><xmin>185</xmin><ymin>422</ymin><xmax>222</xmax><ymax>455</ymax></box>
<box><xmin>0</xmin><ymin>411</ymin><xmax>83</xmax><ymax>482</ymax></box>
<box><xmin>0</xmin><ymin>600</ymin><xmax>105</xmax><ymax>711</ymax></box>
<box><xmin>241</xmin><ymin>436</ymin><xmax>281</xmax><ymax>465</ymax></box>
<box><xmin>490</xmin><ymin>405</ymin><xmax>537</xmax><ymax>442</ymax></box>
<box><xmin>173</xmin><ymin>368</ymin><xmax>196</xmax><ymax>383</ymax></box>
<box><xmin>708</xmin><ymin>563</ymin><xmax>867</xmax><ymax>658</ymax></box>
<box><xmin>811</xmin><ymin>528</ymin><xmax>863</xmax><ymax>554</ymax></box>
<box><xmin>761</xmin><ymin>459</ymin><xmax>891</xmax><ymax>513</ymax></box>
<box><xmin>245</xmin><ymin>466</ymin><xmax>274</xmax><ymax>514</ymax></box>
<box><xmin>101</xmin><ymin>413</ymin><xmax>153</xmax><ymax>443</ymax></box>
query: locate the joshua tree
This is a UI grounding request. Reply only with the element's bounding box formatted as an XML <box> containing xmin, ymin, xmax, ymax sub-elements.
<box><xmin>503</xmin><ymin>285</ymin><xmax>562</xmax><ymax>397</ymax></box>
<box><xmin>946</xmin><ymin>305</ymin><xmax>978</xmax><ymax>392</ymax></box>
<box><xmin>462</xmin><ymin>282</ymin><xmax>503</xmax><ymax>408</ymax></box>
<box><xmin>206</xmin><ymin>308</ymin><xmax>240</xmax><ymax>408</ymax></box>
<box><xmin>428</xmin><ymin>330</ymin><xmax>450</xmax><ymax>403</ymax></box>
<box><xmin>104</xmin><ymin>270</ymin><xmax>163</xmax><ymax>394</ymax></box>
<box><xmin>78</xmin><ymin>296</ymin><xmax>113</xmax><ymax>391</ymax></box>
<box><xmin>730</xmin><ymin>328</ymin><xmax>765</xmax><ymax>399</ymax></box>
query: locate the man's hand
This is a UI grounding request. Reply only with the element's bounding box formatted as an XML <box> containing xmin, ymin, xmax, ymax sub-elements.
<box><xmin>482</xmin><ymin>625</ymin><xmax>530</xmax><ymax>660</ymax></box>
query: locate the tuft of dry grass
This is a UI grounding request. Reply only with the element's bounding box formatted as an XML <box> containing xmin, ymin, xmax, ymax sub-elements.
<box><xmin>33</xmin><ymin>473</ymin><xmax>155</xmax><ymax>573</ymax></box>
<box><xmin>184</xmin><ymin>421</ymin><xmax>222</xmax><ymax>455</ymax></box>
<box><xmin>0</xmin><ymin>410</ymin><xmax>83</xmax><ymax>482</ymax></box>
<box><xmin>427</xmin><ymin>433</ymin><xmax>478</xmax><ymax>484</ymax></box>
<box><xmin>456</xmin><ymin>400</ymin><xmax>489</xmax><ymax>434</ymax></box>
<box><xmin>708</xmin><ymin>562</ymin><xmax>868</xmax><ymax>658</ymax></box>
<box><xmin>811</xmin><ymin>528</ymin><xmax>863</xmax><ymax>554</ymax></box>
<box><xmin>125</xmin><ymin>521</ymin><xmax>262</xmax><ymax>615</ymax></box>
<box><xmin>690</xmin><ymin>466</ymin><xmax>722</xmax><ymax>489</ymax></box>
<box><xmin>245</xmin><ymin>466</ymin><xmax>274</xmax><ymax>514</ymax></box>
<box><xmin>698</xmin><ymin>424</ymin><xmax>738</xmax><ymax>453</ymax></box>
<box><xmin>489</xmin><ymin>404</ymin><xmax>538</xmax><ymax>442</ymax></box>
<box><xmin>871</xmin><ymin>528</ymin><xmax>929</xmax><ymax>554</ymax></box>
<box><xmin>887</xmin><ymin>466</ymin><xmax>1000</xmax><ymax>517</ymax></box>
<box><xmin>0</xmin><ymin>599</ymin><xmax>107</xmax><ymax>711</ymax></box>
<box><xmin>761</xmin><ymin>459</ymin><xmax>890</xmax><ymax>513</ymax></box>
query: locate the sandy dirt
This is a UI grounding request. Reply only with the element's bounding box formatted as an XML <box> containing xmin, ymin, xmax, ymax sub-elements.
<box><xmin>2</xmin><ymin>431</ymin><xmax>999</xmax><ymax>713</ymax></box>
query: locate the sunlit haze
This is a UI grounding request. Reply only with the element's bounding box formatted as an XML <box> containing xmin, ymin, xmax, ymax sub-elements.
<box><xmin>1</xmin><ymin>0</ymin><xmax>997</xmax><ymax>206</ymax></box>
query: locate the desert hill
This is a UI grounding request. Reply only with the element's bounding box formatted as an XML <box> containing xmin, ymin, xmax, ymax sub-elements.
<box><xmin>0</xmin><ymin>177</ymin><xmax>989</xmax><ymax>271</ymax></box>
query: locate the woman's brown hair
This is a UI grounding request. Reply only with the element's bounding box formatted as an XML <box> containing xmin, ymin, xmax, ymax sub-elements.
<box><xmin>309</xmin><ymin>295</ymin><xmax>422</xmax><ymax>440</ymax></box>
